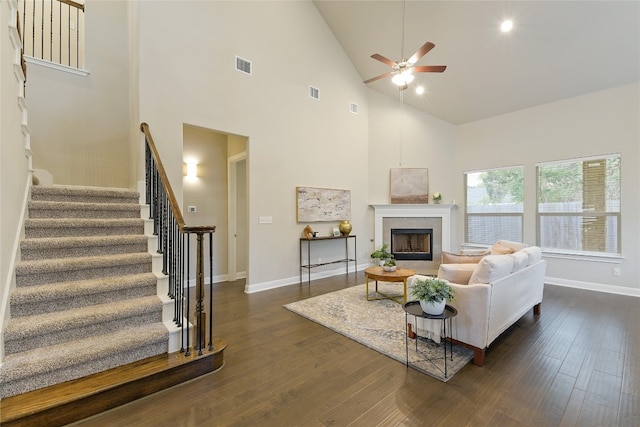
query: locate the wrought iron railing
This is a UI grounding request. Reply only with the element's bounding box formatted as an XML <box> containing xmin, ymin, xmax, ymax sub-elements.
<box><xmin>141</xmin><ymin>122</ymin><xmax>216</xmax><ymax>356</ymax></box>
<box><xmin>18</xmin><ymin>0</ymin><xmax>85</xmax><ymax>70</ymax></box>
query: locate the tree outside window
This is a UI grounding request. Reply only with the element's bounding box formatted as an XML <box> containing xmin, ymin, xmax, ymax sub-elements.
<box><xmin>465</xmin><ymin>166</ymin><xmax>524</xmax><ymax>245</ymax></box>
<box><xmin>537</xmin><ymin>154</ymin><xmax>621</xmax><ymax>254</ymax></box>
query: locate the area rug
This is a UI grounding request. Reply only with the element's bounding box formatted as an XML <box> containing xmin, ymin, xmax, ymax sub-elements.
<box><xmin>283</xmin><ymin>283</ymin><xmax>474</xmax><ymax>382</ymax></box>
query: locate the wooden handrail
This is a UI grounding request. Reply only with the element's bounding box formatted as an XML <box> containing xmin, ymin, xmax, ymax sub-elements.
<box><xmin>140</xmin><ymin>122</ymin><xmax>215</xmax><ymax>234</ymax></box>
<box><xmin>58</xmin><ymin>0</ymin><xmax>85</xmax><ymax>12</ymax></box>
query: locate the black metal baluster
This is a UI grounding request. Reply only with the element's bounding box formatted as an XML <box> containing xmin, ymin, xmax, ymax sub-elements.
<box><xmin>208</xmin><ymin>232</ymin><xmax>214</xmax><ymax>351</ymax></box>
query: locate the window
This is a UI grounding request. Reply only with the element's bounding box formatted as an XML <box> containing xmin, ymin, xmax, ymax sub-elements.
<box><xmin>537</xmin><ymin>154</ymin><xmax>620</xmax><ymax>255</ymax></box>
<box><xmin>465</xmin><ymin>166</ymin><xmax>524</xmax><ymax>245</ymax></box>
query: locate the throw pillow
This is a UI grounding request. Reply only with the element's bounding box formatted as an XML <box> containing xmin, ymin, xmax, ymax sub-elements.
<box><xmin>468</xmin><ymin>254</ymin><xmax>514</xmax><ymax>284</ymax></box>
<box><xmin>437</xmin><ymin>263</ymin><xmax>477</xmax><ymax>285</ymax></box>
<box><xmin>490</xmin><ymin>242</ymin><xmax>516</xmax><ymax>255</ymax></box>
<box><xmin>441</xmin><ymin>251</ymin><xmax>486</xmax><ymax>264</ymax></box>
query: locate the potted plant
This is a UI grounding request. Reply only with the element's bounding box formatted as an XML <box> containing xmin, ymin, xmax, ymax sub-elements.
<box><xmin>382</xmin><ymin>258</ymin><xmax>397</xmax><ymax>272</ymax></box>
<box><xmin>410</xmin><ymin>277</ymin><xmax>455</xmax><ymax>315</ymax></box>
<box><xmin>370</xmin><ymin>243</ymin><xmax>394</xmax><ymax>267</ymax></box>
<box><xmin>432</xmin><ymin>192</ymin><xmax>442</xmax><ymax>204</ymax></box>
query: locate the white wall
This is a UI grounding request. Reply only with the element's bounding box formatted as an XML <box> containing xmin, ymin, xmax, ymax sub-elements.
<box><xmin>1</xmin><ymin>0</ymin><xmax>32</xmax><ymax>357</ymax></box>
<box><xmin>26</xmin><ymin>0</ymin><xmax>133</xmax><ymax>187</ymax></box>
<box><xmin>456</xmin><ymin>84</ymin><xmax>640</xmax><ymax>294</ymax></box>
<box><xmin>136</xmin><ymin>1</ymin><xmax>370</xmax><ymax>292</ymax></box>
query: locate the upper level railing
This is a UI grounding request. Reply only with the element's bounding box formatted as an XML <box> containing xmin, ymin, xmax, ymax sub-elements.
<box><xmin>140</xmin><ymin>122</ymin><xmax>217</xmax><ymax>356</ymax></box>
<box><xmin>18</xmin><ymin>0</ymin><xmax>85</xmax><ymax>70</ymax></box>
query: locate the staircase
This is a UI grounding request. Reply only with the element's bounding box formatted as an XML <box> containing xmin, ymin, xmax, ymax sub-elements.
<box><xmin>0</xmin><ymin>184</ymin><xmax>226</xmax><ymax>426</ymax></box>
<box><xmin>0</xmin><ymin>185</ymin><xmax>171</xmax><ymax>399</ymax></box>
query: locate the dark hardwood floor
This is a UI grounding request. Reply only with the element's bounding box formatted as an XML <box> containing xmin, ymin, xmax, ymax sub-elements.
<box><xmin>70</xmin><ymin>273</ymin><xmax>639</xmax><ymax>426</ymax></box>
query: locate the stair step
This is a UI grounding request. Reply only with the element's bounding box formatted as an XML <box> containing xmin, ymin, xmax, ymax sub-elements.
<box><xmin>20</xmin><ymin>235</ymin><xmax>149</xmax><ymax>260</ymax></box>
<box><xmin>28</xmin><ymin>200</ymin><xmax>141</xmax><ymax>219</ymax></box>
<box><xmin>4</xmin><ymin>296</ymin><xmax>163</xmax><ymax>355</ymax></box>
<box><xmin>0</xmin><ymin>322</ymin><xmax>169</xmax><ymax>399</ymax></box>
<box><xmin>0</xmin><ymin>339</ymin><xmax>226</xmax><ymax>426</ymax></box>
<box><xmin>24</xmin><ymin>218</ymin><xmax>144</xmax><ymax>238</ymax></box>
<box><xmin>15</xmin><ymin>253</ymin><xmax>152</xmax><ymax>286</ymax></box>
<box><xmin>31</xmin><ymin>185</ymin><xmax>139</xmax><ymax>204</ymax></box>
<box><xmin>10</xmin><ymin>273</ymin><xmax>158</xmax><ymax>317</ymax></box>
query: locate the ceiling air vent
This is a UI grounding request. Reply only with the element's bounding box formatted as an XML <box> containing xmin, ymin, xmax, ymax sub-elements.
<box><xmin>309</xmin><ymin>86</ymin><xmax>320</xmax><ymax>100</ymax></box>
<box><xmin>350</xmin><ymin>102</ymin><xmax>359</xmax><ymax>114</ymax></box>
<box><xmin>235</xmin><ymin>56</ymin><xmax>252</xmax><ymax>75</ymax></box>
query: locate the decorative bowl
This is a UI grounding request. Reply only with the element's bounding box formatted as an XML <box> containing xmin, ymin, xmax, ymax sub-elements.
<box><xmin>383</xmin><ymin>265</ymin><xmax>397</xmax><ymax>272</ymax></box>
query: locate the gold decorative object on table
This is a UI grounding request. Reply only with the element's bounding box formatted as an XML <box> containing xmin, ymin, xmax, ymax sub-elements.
<box><xmin>339</xmin><ymin>220</ymin><xmax>352</xmax><ymax>236</ymax></box>
<box><xmin>302</xmin><ymin>225</ymin><xmax>314</xmax><ymax>239</ymax></box>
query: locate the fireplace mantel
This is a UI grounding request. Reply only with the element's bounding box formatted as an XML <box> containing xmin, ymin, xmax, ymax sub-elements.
<box><xmin>371</xmin><ymin>204</ymin><xmax>457</xmax><ymax>253</ymax></box>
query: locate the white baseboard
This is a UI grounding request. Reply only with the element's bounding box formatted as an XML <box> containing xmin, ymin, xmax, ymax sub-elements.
<box><xmin>545</xmin><ymin>276</ymin><xmax>640</xmax><ymax>297</ymax></box>
<box><xmin>244</xmin><ymin>263</ymin><xmax>366</xmax><ymax>294</ymax></box>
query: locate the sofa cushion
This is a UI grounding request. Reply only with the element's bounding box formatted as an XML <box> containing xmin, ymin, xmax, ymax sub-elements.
<box><xmin>521</xmin><ymin>246</ymin><xmax>542</xmax><ymax>266</ymax></box>
<box><xmin>469</xmin><ymin>254</ymin><xmax>514</xmax><ymax>284</ymax></box>
<box><xmin>441</xmin><ymin>251</ymin><xmax>486</xmax><ymax>264</ymax></box>
<box><xmin>437</xmin><ymin>263</ymin><xmax>477</xmax><ymax>285</ymax></box>
<box><xmin>510</xmin><ymin>250</ymin><xmax>528</xmax><ymax>272</ymax></box>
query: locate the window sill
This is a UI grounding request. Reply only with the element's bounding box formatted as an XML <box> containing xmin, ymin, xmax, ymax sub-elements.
<box><xmin>540</xmin><ymin>249</ymin><xmax>623</xmax><ymax>264</ymax></box>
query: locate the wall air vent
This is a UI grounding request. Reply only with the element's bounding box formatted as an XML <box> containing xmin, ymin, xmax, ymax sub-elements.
<box><xmin>350</xmin><ymin>102</ymin><xmax>359</xmax><ymax>114</ymax></box>
<box><xmin>235</xmin><ymin>56</ymin><xmax>252</xmax><ymax>75</ymax></box>
<box><xmin>309</xmin><ymin>86</ymin><xmax>320</xmax><ymax>100</ymax></box>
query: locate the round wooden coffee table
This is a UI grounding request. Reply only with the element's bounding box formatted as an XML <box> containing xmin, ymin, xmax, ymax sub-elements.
<box><xmin>364</xmin><ymin>266</ymin><xmax>416</xmax><ymax>304</ymax></box>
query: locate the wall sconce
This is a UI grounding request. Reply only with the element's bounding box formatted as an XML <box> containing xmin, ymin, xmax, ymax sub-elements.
<box><xmin>185</xmin><ymin>160</ymin><xmax>198</xmax><ymax>180</ymax></box>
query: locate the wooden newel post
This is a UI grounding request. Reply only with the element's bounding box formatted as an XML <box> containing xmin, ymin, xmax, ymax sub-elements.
<box><xmin>194</xmin><ymin>231</ymin><xmax>206</xmax><ymax>355</ymax></box>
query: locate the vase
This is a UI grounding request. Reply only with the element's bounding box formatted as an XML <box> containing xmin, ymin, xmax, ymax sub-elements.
<box><xmin>339</xmin><ymin>220</ymin><xmax>352</xmax><ymax>236</ymax></box>
<box><xmin>420</xmin><ymin>299</ymin><xmax>446</xmax><ymax>315</ymax></box>
<box><xmin>433</xmin><ymin>199</ymin><xmax>441</xmax><ymax>204</ymax></box>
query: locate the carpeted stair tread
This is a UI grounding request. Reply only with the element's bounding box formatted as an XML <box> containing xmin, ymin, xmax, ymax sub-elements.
<box><xmin>24</xmin><ymin>218</ymin><xmax>145</xmax><ymax>238</ymax></box>
<box><xmin>20</xmin><ymin>235</ymin><xmax>149</xmax><ymax>260</ymax></box>
<box><xmin>0</xmin><ymin>322</ymin><xmax>169</xmax><ymax>398</ymax></box>
<box><xmin>1</xmin><ymin>183</ymin><xmax>170</xmax><ymax>399</ymax></box>
<box><xmin>28</xmin><ymin>200</ymin><xmax>142</xmax><ymax>219</ymax></box>
<box><xmin>15</xmin><ymin>252</ymin><xmax>152</xmax><ymax>286</ymax></box>
<box><xmin>10</xmin><ymin>273</ymin><xmax>158</xmax><ymax>317</ymax></box>
<box><xmin>4</xmin><ymin>296</ymin><xmax>163</xmax><ymax>354</ymax></box>
<box><xmin>31</xmin><ymin>185</ymin><xmax>140</xmax><ymax>204</ymax></box>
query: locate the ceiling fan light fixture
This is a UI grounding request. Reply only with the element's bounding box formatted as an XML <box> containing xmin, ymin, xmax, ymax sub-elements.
<box><xmin>392</xmin><ymin>70</ymin><xmax>415</xmax><ymax>86</ymax></box>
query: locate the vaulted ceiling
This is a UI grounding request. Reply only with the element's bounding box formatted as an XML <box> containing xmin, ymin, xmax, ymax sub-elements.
<box><xmin>313</xmin><ymin>1</ymin><xmax>640</xmax><ymax>125</ymax></box>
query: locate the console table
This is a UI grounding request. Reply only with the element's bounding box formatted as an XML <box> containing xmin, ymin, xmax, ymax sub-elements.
<box><xmin>299</xmin><ymin>235</ymin><xmax>356</xmax><ymax>284</ymax></box>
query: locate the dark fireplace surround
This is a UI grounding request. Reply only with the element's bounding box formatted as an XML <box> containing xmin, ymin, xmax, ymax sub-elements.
<box><xmin>390</xmin><ymin>228</ymin><xmax>433</xmax><ymax>261</ymax></box>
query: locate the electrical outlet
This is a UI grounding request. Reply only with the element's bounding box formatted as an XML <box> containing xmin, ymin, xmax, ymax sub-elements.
<box><xmin>612</xmin><ymin>267</ymin><xmax>621</xmax><ymax>276</ymax></box>
<box><xmin>318</xmin><ymin>257</ymin><xmax>322</xmax><ymax>264</ymax></box>
<box><xmin>259</xmin><ymin>216</ymin><xmax>272</xmax><ymax>224</ymax></box>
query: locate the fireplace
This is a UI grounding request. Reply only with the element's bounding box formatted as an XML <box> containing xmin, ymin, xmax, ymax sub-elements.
<box><xmin>391</xmin><ymin>228</ymin><xmax>433</xmax><ymax>261</ymax></box>
<box><xmin>371</xmin><ymin>204</ymin><xmax>457</xmax><ymax>275</ymax></box>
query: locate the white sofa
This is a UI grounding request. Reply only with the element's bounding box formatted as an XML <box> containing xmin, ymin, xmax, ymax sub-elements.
<box><xmin>408</xmin><ymin>241</ymin><xmax>546</xmax><ymax>366</ymax></box>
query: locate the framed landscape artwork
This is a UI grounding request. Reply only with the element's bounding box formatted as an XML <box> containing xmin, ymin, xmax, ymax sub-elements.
<box><xmin>390</xmin><ymin>168</ymin><xmax>429</xmax><ymax>204</ymax></box>
<box><xmin>296</xmin><ymin>186</ymin><xmax>351</xmax><ymax>222</ymax></box>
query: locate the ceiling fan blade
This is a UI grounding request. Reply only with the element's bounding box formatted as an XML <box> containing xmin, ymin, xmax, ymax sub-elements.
<box><xmin>412</xmin><ymin>65</ymin><xmax>447</xmax><ymax>73</ymax></box>
<box><xmin>370</xmin><ymin>53</ymin><xmax>398</xmax><ymax>68</ymax></box>
<box><xmin>364</xmin><ymin>71</ymin><xmax>394</xmax><ymax>84</ymax></box>
<box><xmin>399</xmin><ymin>84</ymin><xmax>409</xmax><ymax>91</ymax></box>
<box><xmin>408</xmin><ymin>42</ymin><xmax>435</xmax><ymax>64</ymax></box>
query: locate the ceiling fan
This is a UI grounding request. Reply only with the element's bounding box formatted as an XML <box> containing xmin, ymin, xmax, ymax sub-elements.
<box><xmin>363</xmin><ymin>41</ymin><xmax>447</xmax><ymax>90</ymax></box>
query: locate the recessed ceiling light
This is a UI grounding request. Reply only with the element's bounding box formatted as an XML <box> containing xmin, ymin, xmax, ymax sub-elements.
<box><xmin>415</xmin><ymin>86</ymin><xmax>425</xmax><ymax>95</ymax></box>
<box><xmin>501</xmin><ymin>19</ymin><xmax>513</xmax><ymax>33</ymax></box>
